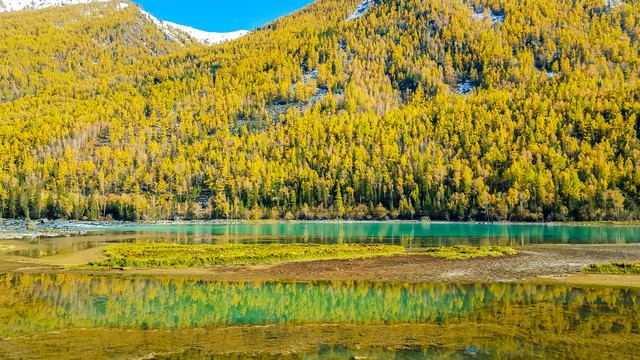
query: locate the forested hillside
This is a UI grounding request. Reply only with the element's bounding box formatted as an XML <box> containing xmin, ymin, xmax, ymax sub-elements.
<box><xmin>1</xmin><ymin>0</ymin><xmax>639</xmax><ymax>222</ymax></box>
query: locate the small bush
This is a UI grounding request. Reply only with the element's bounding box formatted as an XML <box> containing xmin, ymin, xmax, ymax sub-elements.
<box><xmin>584</xmin><ymin>262</ymin><xmax>640</xmax><ymax>274</ymax></box>
<box><xmin>422</xmin><ymin>246</ymin><xmax>518</xmax><ymax>260</ymax></box>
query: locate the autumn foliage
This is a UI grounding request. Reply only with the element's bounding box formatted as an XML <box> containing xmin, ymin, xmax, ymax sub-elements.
<box><xmin>0</xmin><ymin>0</ymin><xmax>639</xmax><ymax>221</ymax></box>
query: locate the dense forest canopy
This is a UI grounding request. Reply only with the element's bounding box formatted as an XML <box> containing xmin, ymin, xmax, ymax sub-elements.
<box><xmin>0</xmin><ymin>0</ymin><xmax>639</xmax><ymax>222</ymax></box>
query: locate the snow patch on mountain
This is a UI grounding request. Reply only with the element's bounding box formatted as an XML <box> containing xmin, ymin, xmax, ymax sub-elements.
<box><xmin>136</xmin><ymin>7</ymin><xmax>248</xmax><ymax>45</ymax></box>
<box><xmin>471</xmin><ymin>6</ymin><xmax>505</xmax><ymax>25</ymax></box>
<box><xmin>452</xmin><ymin>80</ymin><xmax>476</xmax><ymax>96</ymax></box>
<box><xmin>605</xmin><ymin>0</ymin><xmax>622</xmax><ymax>8</ymax></box>
<box><xmin>346</xmin><ymin>0</ymin><xmax>372</xmax><ymax>22</ymax></box>
<box><xmin>535</xmin><ymin>68</ymin><xmax>558</xmax><ymax>80</ymax></box>
<box><xmin>0</xmin><ymin>0</ymin><xmax>109</xmax><ymax>12</ymax></box>
<box><xmin>162</xmin><ymin>21</ymin><xmax>249</xmax><ymax>45</ymax></box>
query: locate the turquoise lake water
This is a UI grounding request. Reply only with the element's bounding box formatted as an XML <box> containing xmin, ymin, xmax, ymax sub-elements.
<box><xmin>118</xmin><ymin>222</ymin><xmax>640</xmax><ymax>245</ymax></box>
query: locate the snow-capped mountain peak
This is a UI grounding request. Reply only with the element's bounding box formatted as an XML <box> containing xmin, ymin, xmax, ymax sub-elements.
<box><xmin>0</xmin><ymin>0</ymin><xmax>249</xmax><ymax>45</ymax></box>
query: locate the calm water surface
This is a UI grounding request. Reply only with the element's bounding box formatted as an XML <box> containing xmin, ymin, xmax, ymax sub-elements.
<box><xmin>1</xmin><ymin>274</ymin><xmax>638</xmax><ymax>358</ymax></box>
<box><xmin>122</xmin><ymin>222</ymin><xmax>640</xmax><ymax>244</ymax></box>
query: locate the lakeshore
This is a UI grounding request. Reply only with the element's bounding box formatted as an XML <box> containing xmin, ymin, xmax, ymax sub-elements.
<box><xmin>1</xmin><ymin>235</ymin><xmax>639</xmax><ymax>287</ymax></box>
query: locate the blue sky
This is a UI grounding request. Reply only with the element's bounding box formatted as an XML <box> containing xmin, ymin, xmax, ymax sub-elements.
<box><xmin>134</xmin><ymin>0</ymin><xmax>316</xmax><ymax>32</ymax></box>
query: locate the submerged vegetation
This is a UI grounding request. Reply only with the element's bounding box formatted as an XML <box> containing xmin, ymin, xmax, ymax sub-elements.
<box><xmin>422</xmin><ymin>246</ymin><xmax>518</xmax><ymax>259</ymax></box>
<box><xmin>584</xmin><ymin>262</ymin><xmax>640</xmax><ymax>274</ymax></box>
<box><xmin>89</xmin><ymin>243</ymin><xmax>405</xmax><ymax>268</ymax></box>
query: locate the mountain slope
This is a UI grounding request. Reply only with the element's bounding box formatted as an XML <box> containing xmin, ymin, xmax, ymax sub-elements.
<box><xmin>0</xmin><ymin>0</ymin><xmax>639</xmax><ymax>222</ymax></box>
<box><xmin>0</xmin><ymin>1</ymin><xmax>187</xmax><ymax>102</ymax></box>
<box><xmin>0</xmin><ymin>0</ymin><xmax>249</xmax><ymax>45</ymax></box>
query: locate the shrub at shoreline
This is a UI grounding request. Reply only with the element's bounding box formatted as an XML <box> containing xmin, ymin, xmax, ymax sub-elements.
<box><xmin>584</xmin><ymin>262</ymin><xmax>640</xmax><ymax>274</ymax></box>
<box><xmin>421</xmin><ymin>246</ymin><xmax>519</xmax><ymax>260</ymax></box>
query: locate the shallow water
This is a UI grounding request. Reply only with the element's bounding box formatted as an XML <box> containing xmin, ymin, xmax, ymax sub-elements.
<box><xmin>2</xmin><ymin>223</ymin><xmax>640</xmax><ymax>358</ymax></box>
<box><xmin>125</xmin><ymin>222</ymin><xmax>640</xmax><ymax>243</ymax></box>
<box><xmin>8</xmin><ymin>222</ymin><xmax>640</xmax><ymax>258</ymax></box>
<box><xmin>0</xmin><ymin>273</ymin><xmax>638</xmax><ymax>358</ymax></box>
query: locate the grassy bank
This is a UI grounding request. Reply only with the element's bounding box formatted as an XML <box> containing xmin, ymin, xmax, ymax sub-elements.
<box><xmin>584</xmin><ymin>262</ymin><xmax>640</xmax><ymax>274</ymax></box>
<box><xmin>88</xmin><ymin>243</ymin><xmax>406</xmax><ymax>268</ymax></box>
<box><xmin>422</xmin><ymin>246</ymin><xmax>518</xmax><ymax>260</ymax></box>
